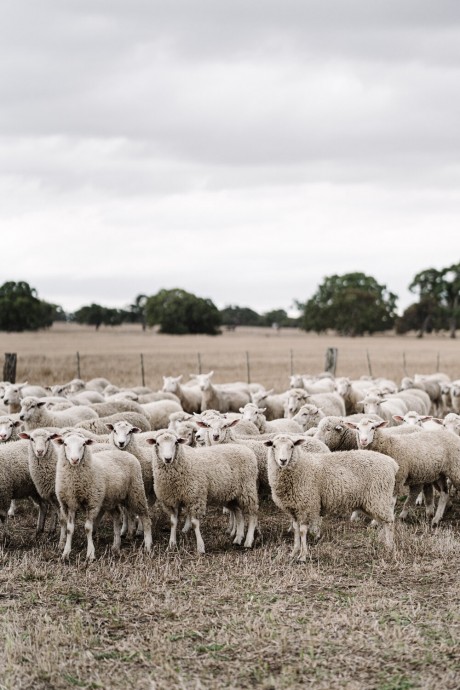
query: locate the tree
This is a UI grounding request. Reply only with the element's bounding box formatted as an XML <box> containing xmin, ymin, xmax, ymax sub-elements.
<box><xmin>298</xmin><ymin>272</ymin><xmax>397</xmax><ymax>336</ymax></box>
<box><xmin>0</xmin><ymin>281</ymin><xmax>57</xmax><ymax>332</ymax></box>
<box><xmin>127</xmin><ymin>294</ymin><xmax>148</xmax><ymax>330</ymax></box>
<box><xmin>220</xmin><ymin>305</ymin><xmax>262</xmax><ymax>328</ymax></box>
<box><xmin>72</xmin><ymin>304</ymin><xmax>129</xmax><ymax>330</ymax></box>
<box><xmin>409</xmin><ymin>264</ymin><xmax>460</xmax><ymax>338</ymax></box>
<box><xmin>145</xmin><ymin>288</ymin><xmax>221</xmax><ymax>335</ymax></box>
<box><xmin>395</xmin><ymin>296</ymin><xmax>444</xmax><ymax>336</ymax></box>
<box><xmin>260</xmin><ymin>309</ymin><xmax>300</xmax><ymax>328</ymax></box>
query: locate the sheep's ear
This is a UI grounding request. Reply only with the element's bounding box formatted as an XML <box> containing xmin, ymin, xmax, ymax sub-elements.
<box><xmin>420</xmin><ymin>416</ymin><xmax>432</xmax><ymax>422</ymax></box>
<box><xmin>263</xmin><ymin>440</ymin><xmax>273</xmax><ymax>447</ymax></box>
<box><xmin>84</xmin><ymin>438</ymin><xmax>95</xmax><ymax>446</ymax></box>
<box><xmin>106</xmin><ymin>424</ymin><xmax>115</xmax><ymax>431</ymax></box>
<box><xmin>392</xmin><ymin>415</ymin><xmax>404</xmax><ymax>422</ymax></box>
<box><xmin>196</xmin><ymin>421</ymin><xmax>210</xmax><ymax>428</ymax></box>
<box><xmin>260</xmin><ymin>408</ymin><xmax>266</xmax><ymax>413</ymax></box>
<box><xmin>293</xmin><ymin>438</ymin><xmax>306</xmax><ymax>446</ymax></box>
<box><xmin>45</xmin><ymin>386</ymin><xmax>52</xmax><ymax>391</ymax></box>
<box><xmin>224</xmin><ymin>419</ymin><xmax>240</xmax><ymax>428</ymax></box>
<box><xmin>177</xmin><ymin>437</ymin><xmax>188</xmax><ymax>444</ymax></box>
<box><xmin>37</xmin><ymin>401</ymin><xmax>47</xmax><ymax>408</ymax></box>
<box><xmin>145</xmin><ymin>438</ymin><xmax>156</xmax><ymax>445</ymax></box>
<box><xmin>13</xmin><ymin>420</ymin><xmax>21</xmax><ymax>428</ymax></box>
<box><xmin>177</xmin><ymin>375</ymin><xmax>183</xmax><ymax>382</ymax></box>
<box><xmin>48</xmin><ymin>433</ymin><xmax>61</xmax><ymax>441</ymax></box>
<box><xmin>19</xmin><ymin>432</ymin><xmax>31</xmax><ymax>440</ymax></box>
<box><xmin>344</xmin><ymin>422</ymin><xmax>357</xmax><ymax>430</ymax></box>
<box><xmin>52</xmin><ymin>437</ymin><xmax>64</xmax><ymax>445</ymax></box>
<box><xmin>208</xmin><ymin>371</ymin><xmax>214</xmax><ymax>378</ymax></box>
<box><xmin>131</xmin><ymin>427</ymin><xmax>141</xmax><ymax>434</ymax></box>
<box><xmin>373</xmin><ymin>420</ymin><xmax>389</xmax><ymax>429</ymax></box>
<box><xmin>432</xmin><ymin>418</ymin><xmax>444</xmax><ymax>425</ymax></box>
<box><xmin>239</xmin><ymin>407</ymin><xmax>245</xmax><ymax>413</ymax></box>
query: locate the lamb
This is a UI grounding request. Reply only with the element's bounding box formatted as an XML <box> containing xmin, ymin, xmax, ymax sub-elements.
<box><xmin>146</xmin><ymin>430</ymin><xmax>259</xmax><ymax>553</ymax></box>
<box><xmin>239</xmin><ymin>403</ymin><xmax>302</xmax><ymax>434</ymax></box>
<box><xmin>265</xmin><ymin>435</ymin><xmax>397</xmax><ymax>560</ymax></box>
<box><xmin>190</xmin><ymin>372</ymin><xmax>250</xmax><ymax>413</ymax></box>
<box><xmin>284</xmin><ymin>389</ymin><xmax>346</xmax><ymax>418</ymax></box>
<box><xmin>250</xmin><ymin>389</ymin><xmax>288</xmax><ymax>420</ymax></box>
<box><xmin>345</xmin><ymin>418</ymin><xmax>460</xmax><ymax>526</ymax></box>
<box><xmin>162</xmin><ymin>376</ymin><xmax>201</xmax><ymax>414</ymax></box>
<box><xmin>140</xmin><ymin>400</ymin><xmax>183</xmax><ymax>430</ymax></box>
<box><xmin>54</xmin><ymin>433</ymin><xmax>152</xmax><ymax>561</ymax></box>
<box><xmin>0</xmin><ymin>439</ymin><xmax>47</xmax><ymax>534</ymax></box>
<box><xmin>78</xmin><ymin>411</ymin><xmax>151</xmax><ymax>435</ymax></box>
<box><xmin>19</xmin><ymin>396</ymin><xmax>98</xmax><ymax>431</ymax></box>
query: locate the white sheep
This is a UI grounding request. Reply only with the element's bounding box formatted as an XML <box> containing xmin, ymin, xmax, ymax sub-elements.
<box><xmin>284</xmin><ymin>389</ymin><xmax>345</xmax><ymax>419</ymax></box>
<box><xmin>146</xmin><ymin>430</ymin><xmax>259</xmax><ymax>553</ymax></box>
<box><xmin>345</xmin><ymin>417</ymin><xmax>460</xmax><ymax>526</ymax></box>
<box><xmin>54</xmin><ymin>433</ymin><xmax>152</xmax><ymax>561</ymax></box>
<box><xmin>162</xmin><ymin>376</ymin><xmax>201</xmax><ymax>414</ymax></box>
<box><xmin>392</xmin><ymin>411</ymin><xmax>445</xmax><ymax>432</ymax></box>
<box><xmin>358</xmin><ymin>394</ymin><xmax>407</xmax><ymax>426</ymax></box>
<box><xmin>190</xmin><ymin>372</ymin><xmax>250</xmax><ymax>413</ymax></box>
<box><xmin>140</xmin><ymin>400</ymin><xmax>183</xmax><ymax>430</ymax></box>
<box><xmin>442</xmin><ymin>413</ymin><xmax>460</xmax><ymax>436</ymax></box>
<box><xmin>106</xmin><ymin>421</ymin><xmax>155</xmax><ymax>506</ymax></box>
<box><xmin>19</xmin><ymin>396</ymin><xmax>98</xmax><ymax>431</ymax></box>
<box><xmin>265</xmin><ymin>435</ymin><xmax>397</xmax><ymax>560</ymax></box>
<box><xmin>250</xmin><ymin>389</ymin><xmax>288</xmax><ymax>420</ymax></box>
<box><xmin>3</xmin><ymin>383</ymin><xmax>49</xmax><ymax>414</ymax></box>
<box><xmin>239</xmin><ymin>403</ymin><xmax>302</xmax><ymax>434</ymax></box>
<box><xmin>78</xmin><ymin>411</ymin><xmax>151</xmax><ymax>435</ymax></box>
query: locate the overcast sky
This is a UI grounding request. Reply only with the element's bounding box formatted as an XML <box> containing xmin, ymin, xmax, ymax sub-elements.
<box><xmin>1</xmin><ymin>1</ymin><xmax>459</xmax><ymax>315</ymax></box>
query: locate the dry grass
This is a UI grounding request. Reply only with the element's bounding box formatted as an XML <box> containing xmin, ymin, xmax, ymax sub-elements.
<box><xmin>1</xmin><ymin>325</ymin><xmax>460</xmax><ymax>689</ymax></box>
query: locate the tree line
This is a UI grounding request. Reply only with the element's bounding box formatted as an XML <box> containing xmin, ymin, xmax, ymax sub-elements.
<box><xmin>1</xmin><ymin>262</ymin><xmax>459</xmax><ymax>337</ymax></box>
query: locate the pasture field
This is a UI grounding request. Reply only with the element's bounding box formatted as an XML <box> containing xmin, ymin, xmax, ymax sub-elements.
<box><xmin>1</xmin><ymin>325</ymin><xmax>460</xmax><ymax>690</ymax></box>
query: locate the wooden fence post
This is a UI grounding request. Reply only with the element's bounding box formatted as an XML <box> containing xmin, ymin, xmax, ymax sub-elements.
<box><xmin>246</xmin><ymin>351</ymin><xmax>251</xmax><ymax>384</ymax></box>
<box><xmin>366</xmin><ymin>350</ymin><xmax>373</xmax><ymax>378</ymax></box>
<box><xmin>76</xmin><ymin>352</ymin><xmax>81</xmax><ymax>379</ymax></box>
<box><xmin>3</xmin><ymin>353</ymin><xmax>17</xmax><ymax>383</ymax></box>
<box><xmin>324</xmin><ymin>348</ymin><xmax>338</xmax><ymax>376</ymax></box>
<box><xmin>197</xmin><ymin>352</ymin><xmax>202</xmax><ymax>374</ymax></box>
<box><xmin>140</xmin><ymin>354</ymin><xmax>145</xmax><ymax>386</ymax></box>
<box><xmin>290</xmin><ymin>349</ymin><xmax>294</xmax><ymax>376</ymax></box>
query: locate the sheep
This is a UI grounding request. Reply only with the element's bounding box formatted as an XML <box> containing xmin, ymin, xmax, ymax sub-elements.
<box><xmin>140</xmin><ymin>400</ymin><xmax>183</xmax><ymax>430</ymax></box>
<box><xmin>85</xmin><ymin>377</ymin><xmax>112</xmax><ymax>393</ymax></box>
<box><xmin>314</xmin><ymin>415</ymin><xmax>423</xmax><ymax>453</ymax></box>
<box><xmin>146</xmin><ymin>430</ymin><xmax>259</xmax><ymax>553</ymax></box>
<box><xmin>335</xmin><ymin>377</ymin><xmax>375</xmax><ymax>415</ymax></box>
<box><xmin>19</xmin><ymin>397</ymin><xmax>98</xmax><ymax>431</ymax></box>
<box><xmin>2</xmin><ymin>383</ymin><xmax>49</xmax><ymax>414</ymax></box>
<box><xmin>168</xmin><ymin>410</ymin><xmax>193</xmax><ymax>431</ymax></box>
<box><xmin>162</xmin><ymin>376</ymin><xmax>201</xmax><ymax>414</ymax></box>
<box><xmin>19</xmin><ymin>428</ymin><xmax>63</xmax><ymax>536</ymax></box>
<box><xmin>190</xmin><ymin>372</ymin><xmax>250</xmax><ymax>413</ymax></box>
<box><xmin>239</xmin><ymin>403</ymin><xmax>302</xmax><ymax>434</ymax></box>
<box><xmin>53</xmin><ymin>433</ymin><xmax>152</xmax><ymax>561</ymax></box>
<box><xmin>91</xmin><ymin>400</ymin><xmax>146</xmax><ymax>418</ymax></box>
<box><xmin>78</xmin><ymin>411</ymin><xmax>151</xmax><ymax>435</ymax></box>
<box><xmin>442</xmin><ymin>413</ymin><xmax>460</xmax><ymax>436</ymax></box>
<box><xmin>441</xmin><ymin>383</ymin><xmax>453</xmax><ymax>414</ymax></box>
<box><xmin>106</xmin><ymin>422</ymin><xmax>155</xmax><ymax>505</ymax></box>
<box><xmin>387</xmin><ymin>389</ymin><xmax>431</xmax><ymax>416</ymax></box>
<box><xmin>0</xmin><ymin>440</ymin><xmax>47</xmax><ymax>534</ymax></box>
<box><xmin>250</xmin><ymin>389</ymin><xmax>287</xmax><ymax>420</ymax></box>
<box><xmin>358</xmin><ymin>394</ymin><xmax>407</xmax><ymax>426</ymax></box>
<box><xmin>345</xmin><ymin>417</ymin><xmax>460</xmax><ymax>526</ymax></box>
<box><xmin>289</xmin><ymin>375</ymin><xmax>335</xmax><ymax>393</ymax></box>
<box><xmin>393</xmin><ymin>411</ymin><xmax>445</xmax><ymax>432</ymax></box>
<box><xmin>400</xmin><ymin>376</ymin><xmax>443</xmax><ymax>415</ymax></box>
<box><xmin>137</xmin><ymin>392</ymin><xmax>181</xmax><ymax>404</ymax></box>
<box><xmin>265</xmin><ymin>435</ymin><xmax>397</xmax><ymax>560</ymax></box>
<box><xmin>284</xmin><ymin>389</ymin><xmax>346</xmax><ymax>419</ymax></box>
<box><xmin>292</xmin><ymin>404</ymin><xmax>326</xmax><ymax>432</ymax></box>
<box><xmin>0</xmin><ymin>415</ymin><xmax>22</xmax><ymax>443</ymax></box>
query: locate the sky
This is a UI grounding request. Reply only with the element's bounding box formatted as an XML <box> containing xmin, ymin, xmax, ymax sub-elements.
<box><xmin>1</xmin><ymin>0</ymin><xmax>460</xmax><ymax>316</ymax></box>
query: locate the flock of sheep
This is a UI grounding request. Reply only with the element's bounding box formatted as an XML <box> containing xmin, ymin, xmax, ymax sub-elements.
<box><xmin>0</xmin><ymin>368</ymin><xmax>459</xmax><ymax>563</ymax></box>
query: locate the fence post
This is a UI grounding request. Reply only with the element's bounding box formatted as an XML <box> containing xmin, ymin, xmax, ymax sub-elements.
<box><xmin>197</xmin><ymin>352</ymin><xmax>202</xmax><ymax>374</ymax></box>
<box><xmin>140</xmin><ymin>353</ymin><xmax>145</xmax><ymax>387</ymax></box>
<box><xmin>290</xmin><ymin>349</ymin><xmax>294</xmax><ymax>375</ymax></box>
<box><xmin>76</xmin><ymin>352</ymin><xmax>81</xmax><ymax>379</ymax></box>
<box><xmin>3</xmin><ymin>353</ymin><xmax>17</xmax><ymax>383</ymax></box>
<box><xmin>324</xmin><ymin>348</ymin><xmax>338</xmax><ymax>376</ymax></box>
<box><xmin>246</xmin><ymin>351</ymin><xmax>251</xmax><ymax>384</ymax></box>
<box><xmin>366</xmin><ymin>350</ymin><xmax>373</xmax><ymax>378</ymax></box>
<box><xmin>402</xmin><ymin>352</ymin><xmax>408</xmax><ymax>377</ymax></box>
<box><xmin>436</xmin><ymin>352</ymin><xmax>440</xmax><ymax>372</ymax></box>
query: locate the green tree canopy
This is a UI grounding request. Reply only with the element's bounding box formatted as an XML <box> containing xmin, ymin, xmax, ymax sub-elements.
<box><xmin>72</xmin><ymin>304</ymin><xmax>129</xmax><ymax>330</ymax></box>
<box><xmin>145</xmin><ymin>288</ymin><xmax>221</xmax><ymax>335</ymax></box>
<box><xmin>298</xmin><ymin>272</ymin><xmax>397</xmax><ymax>336</ymax></box>
<box><xmin>409</xmin><ymin>263</ymin><xmax>460</xmax><ymax>337</ymax></box>
<box><xmin>220</xmin><ymin>305</ymin><xmax>262</xmax><ymax>327</ymax></box>
<box><xmin>0</xmin><ymin>281</ymin><xmax>58</xmax><ymax>332</ymax></box>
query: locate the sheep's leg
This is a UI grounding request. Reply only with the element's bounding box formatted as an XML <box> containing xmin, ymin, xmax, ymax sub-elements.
<box><xmin>423</xmin><ymin>484</ymin><xmax>435</xmax><ymax>519</ymax></box>
<box><xmin>58</xmin><ymin>510</ymin><xmax>67</xmax><ymax>549</ymax></box>
<box><xmin>229</xmin><ymin>511</ymin><xmax>237</xmax><ymax>537</ymax></box>
<box><xmin>191</xmin><ymin>517</ymin><xmax>205</xmax><ymax>554</ymax></box>
<box><xmin>379</xmin><ymin>521</ymin><xmax>395</xmax><ymax>549</ymax></box>
<box><xmin>0</xmin><ymin>509</ymin><xmax>9</xmax><ymax>542</ymax></box>
<box><xmin>140</xmin><ymin>514</ymin><xmax>152</xmax><ymax>553</ymax></box>
<box><xmin>291</xmin><ymin>520</ymin><xmax>300</xmax><ymax>557</ymax></box>
<box><xmin>244</xmin><ymin>514</ymin><xmax>258</xmax><ymax>548</ymax></box>
<box><xmin>350</xmin><ymin>510</ymin><xmax>365</xmax><ymax>522</ymax></box>
<box><xmin>168</xmin><ymin>506</ymin><xmax>179</xmax><ymax>549</ymax></box>
<box><xmin>232</xmin><ymin>508</ymin><xmax>245</xmax><ymax>546</ymax></box>
<box><xmin>298</xmin><ymin>523</ymin><xmax>309</xmax><ymax>562</ymax></box>
<box><xmin>135</xmin><ymin>515</ymin><xmax>144</xmax><ymax>537</ymax></box>
<box><xmin>415</xmin><ymin>490</ymin><xmax>424</xmax><ymax>507</ymax></box>
<box><xmin>399</xmin><ymin>485</ymin><xmax>422</xmax><ymax>520</ymax></box>
<box><xmin>308</xmin><ymin>517</ymin><xmax>322</xmax><ymax>542</ymax></box>
<box><xmin>111</xmin><ymin>510</ymin><xmax>122</xmax><ymax>554</ymax></box>
<box><xmin>62</xmin><ymin>509</ymin><xmax>75</xmax><ymax>560</ymax></box>
<box><xmin>36</xmin><ymin>501</ymin><xmax>48</xmax><ymax>534</ymax></box>
<box><xmin>85</xmin><ymin>512</ymin><xmax>97</xmax><ymax>562</ymax></box>
<box><xmin>120</xmin><ymin>508</ymin><xmax>129</xmax><ymax>537</ymax></box>
<box><xmin>432</xmin><ymin>478</ymin><xmax>450</xmax><ymax>527</ymax></box>
<box><xmin>8</xmin><ymin>500</ymin><xmax>17</xmax><ymax>518</ymax></box>
<box><xmin>50</xmin><ymin>508</ymin><xmax>59</xmax><ymax>534</ymax></box>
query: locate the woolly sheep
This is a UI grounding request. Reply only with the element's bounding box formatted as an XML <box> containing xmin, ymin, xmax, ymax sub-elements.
<box><xmin>442</xmin><ymin>413</ymin><xmax>460</xmax><ymax>436</ymax></box>
<box><xmin>284</xmin><ymin>389</ymin><xmax>346</xmax><ymax>419</ymax></box>
<box><xmin>0</xmin><ymin>415</ymin><xmax>22</xmax><ymax>443</ymax></box>
<box><xmin>3</xmin><ymin>383</ymin><xmax>49</xmax><ymax>414</ymax></box>
<box><xmin>240</xmin><ymin>403</ymin><xmax>302</xmax><ymax>434</ymax></box>
<box><xmin>393</xmin><ymin>411</ymin><xmax>445</xmax><ymax>432</ymax></box>
<box><xmin>346</xmin><ymin>418</ymin><xmax>460</xmax><ymax>526</ymax></box>
<box><xmin>146</xmin><ymin>430</ymin><xmax>259</xmax><ymax>553</ymax></box>
<box><xmin>106</xmin><ymin>421</ymin><xmax>155</xmax><ymax>505</ymax></box>
<box><xmin>400</xmin><ymin>376</ymin><xmax>443</xmax><ymax>415</ymax></box>
<box><xmin>140</xmin><ymin>400</ymin><xmax>183</xmax><ymax>430</ymax></box>
<box><xmin>0</xmin><ymin>440</ymin><xmax>46</xmax><ymax>534</ymax></box>
<box><xmin>91</xmin><ymin>400</ymin><xmax>147</xmax><ymax>418</ymax></box>
<box><xmin>265</xmin><ymin>435</ymin><xmax>397</xmax><ymax>560</ymax></box>
<box><xmin>190</xmin><ymin>372</ymin><xmax>250</xmax><ymax>413</ymax></box>
<box><xmin>250</xmin><ymin>389</ymin><xmax>287</xmax><ymax>420</ymax></box>
<box><xmin>54</xmin><ymin>433</ymin><xmax>152</xmax><ymax>560</ymax></box>
<box><xmin>292</xmin><ymin>404</ymin><xmax>325</xmax><ymax>432</ymax></box>
<box><xmin>19</xmin><ymin>397</ymin><xmax>98</xmax><ymax>431</ymax></box>
<box><xmin>314</xmin><ymin>416</ymin><xmax>422</xmax><ymax>453</ymax></box>
<box><xmin>358</xmin><ymin>394</ymin><xmax>407</xmax><ymax>426</ymax></box>
<box><xmin>162</xmin><ymin>376</ymin><xmax>201</xmax><ymax>414</ymax></box>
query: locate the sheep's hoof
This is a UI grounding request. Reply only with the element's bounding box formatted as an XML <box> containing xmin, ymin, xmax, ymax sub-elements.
<box><xmin>431</xmin><ymin>519</ymin><xmax>440</xmax><ymax>529</ymax></box>
<box><xmin>296</xmin><ymin>555</ymin><xmax>307</xmax><ymax>564</ymax></box>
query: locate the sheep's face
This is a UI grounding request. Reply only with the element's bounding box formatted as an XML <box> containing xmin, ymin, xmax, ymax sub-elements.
<box><xmin>162</xmin><ymin>376</ymin><xmax>180</xmax><ymax>393</ymax></box>
<box><xmin>289</xmin><ymin>375</ymin><xmax>303</xmax><ymax>389</ymax></box>
<box><xmin>108</xmin><ymin>421</ymin><xmax>139</xmax><ymax>449</ymax></box>
<box><xmin>359</xmin><ymin>397</ymin><xmax>382</xmax><ymax>416</ymax></box>
<box><xmin>3</xmin><ymin>385</ymin><xmax>23</xmax><ymax>406</ymax></box>
<box><xmin>335</xmin><ymin>378</ymin><xmax>351</xmax><ymax>396</ymax></box>
<box><xmin>443</xmin><ymin>414</ymin><xmax>460</xmax><ymax>435</ymax></box>
<box><xmin>20</xmin><ymin>430</ymin><xmax>59</xmax><ymax>458</ymax></box>
<box><xmin>294</xmin><ymin>405</ymin><xmax>321</xmax><ymax>431</ymax></box>
<box><xmin>19</xmin><ymin>397</ymin><xmax>45</xmax><ymax>421</ymax></box>
<box><xmin>240</xmin><ymin>404</ymin><xmax>259</xmax><ymax>423</ymax></box>
<box><xmin>69</xmin><ymin>379</ymin><xmax>86</xmax><ymax>393</ymax></box>
<box><xmin>285</xmin><ymin>391</ymin><xmax>308</xmax><ymax>418</ymax></box>
<box><xmin>265</xmin><ymin>436</ymin><xmax>305</xmax><ymax>468</ymax></box>
<box><xmin>193</xmin><ymin>374</ymin><xmax>213</xmax><ymax>392</ymax></box>
<box><xmin>196</xmin><ymin>418</ymin><xmax>238</xmax><ymax>445</ymax></box>
<box><xmin>0</xmin><ymin>418</ymin><xmax>20</xmax><ymax>441</ymax></box>
<box><xmin>54</xmin><ymin>433</ymin><xmax>93</xmax><ymax>466</ymax></box>
<box><xmin>148</xmin><ymin>432</ymin><xmax>186</xmax><ymax>464</ymax></box>
<box><xmin>400</xmin><ymin>412</ymin><xmax>421</xmax><ymax>426</ymax></box>
<box><xmin>348</xmin><ymin>419</ymin><xmax>387</xmax><ymax>448</ymax></box>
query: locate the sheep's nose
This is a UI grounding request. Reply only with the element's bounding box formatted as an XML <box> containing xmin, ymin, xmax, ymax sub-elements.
<box><xmin>163</xmin><ymin>456</ymin><xmax>173</xmax><ymax>463</ymax></box>
<box><xmin>213</xmin><ymin>434</ymin><xmax>219</xmax><ymax>441</ymax></box>
<box><xmin>19</xmin><ymin>415</ymin><xmax>25</xmax><ymax>421</ymax></box>
<box><xmin>36</xmin><ymin>450</ymin><xmax>44</xmax><ymax>457</ymax></box>
<box><xmin>279</xmin><ymin>458</ymin><xmax>288</xmax><ymax>466</ymax></box>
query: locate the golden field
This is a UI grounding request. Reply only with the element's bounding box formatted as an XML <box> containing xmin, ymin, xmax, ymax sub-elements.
<box><xmin>0</xmin><ymin>324</ymin><xmax>460</xmax><ymax>690</ymax></box>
